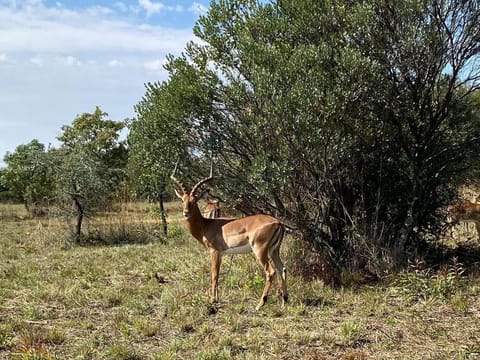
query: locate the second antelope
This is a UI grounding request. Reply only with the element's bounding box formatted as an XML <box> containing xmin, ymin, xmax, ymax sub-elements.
<box><xmin>446</xmin><ymin>199</ymin><xmax>480</xmax><ymax>238</ymax></box>
<box><xmin>171</xmin><ymin>163</ymin><xmax>288</xmax><ymax>310</ymax></box>
<box><xmin>202</xmin><ymin>190</ymin><xmax>222</xmax><ymax>219</ymax></box>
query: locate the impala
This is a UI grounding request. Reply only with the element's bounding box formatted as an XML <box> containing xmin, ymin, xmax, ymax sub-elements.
<box><xmin>447</xmin><ymin>199</ymin><xmax>480</xmax><ymax>237</ymax></box>
<box><xmin>171</xmin><ymin>163</ymin><xmax>288</xmax><ymax>310</ymax></box>
<box><xmin>202</xmin><ymin>191</ymin><xmax>222</xmax><ymax>219</ymax></box>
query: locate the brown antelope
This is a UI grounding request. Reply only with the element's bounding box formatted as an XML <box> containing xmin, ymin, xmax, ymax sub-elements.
<box><xmin>171</xmin><ymin>163</ymin><xmax>288</xmax><ymax>310</ymax></box>
<box><xmin>446</xmin><ymin>200</ymin><xmax>480</xmax><ymax>238</ymax></box>
<box><xmin>202</xmin><ymin>190</ymin><xmax>221</xmax><ymax>219</ymax></box>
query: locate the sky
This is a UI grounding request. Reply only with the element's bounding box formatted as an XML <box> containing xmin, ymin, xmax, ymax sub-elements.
<box><xmin>0</xmin><ymin>0</ymin><xmax>209</xmax><ymax>167</ymax></box>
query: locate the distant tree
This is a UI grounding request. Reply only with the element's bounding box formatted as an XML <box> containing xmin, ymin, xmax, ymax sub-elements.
<box><xmin>0</xmin><ymin>168</ymin><xmax>6</xmax><ymax>192</ymax></box>
<box><xmin>54</xmin><ymin>107</ymin><xmax>126</xmax><ymax>240</ymax></box>
<box><xmin>1</xmin><ymin>139</ymin><xmax>55</xmax><ymax>211</ymax></box>
<box><xmin>0</xmin><ymin>168</ymin><xmax>9</xmax><ymax>202</ymax></box>
<box><xmin>128</xmin><ymin>77</ymin><xmax>199</xmax><ymax>236</ymax></box>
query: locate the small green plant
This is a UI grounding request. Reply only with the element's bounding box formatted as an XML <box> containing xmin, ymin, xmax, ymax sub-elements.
<box><xmin>245</xmin><ymin>274</ymin><xmax>265</xmax><ymax>290</ymax></box>
<box><xmin>196</xmin><ymin>348</ymin><xmax>231</xmax><ymax>360</ymax></box>
<box><xmin>147</xmin><ymin>205</ymin><xmax>164</xmax><ymax>218</ymax></box>
<box><xmin>166</xmin><ymin>221</ymin><xmax>187</xmax><ymax>243</ymax></box>
<box><xmin>449</xmin><ymin>292</ymin><xmax>470</xmax><ymax>313</ymax></box>
<box><xmin>103</xmin><ymin>290</ymin><xmax>124</xmax><ymax>308</ymax></box>
<box><xmin>153</xmin><ymin>350</ymin><xmax>177</xmax><ymax>360</ymax></box>
<box><xmin>339</xmin><ymin>321</ymin><xmax>365</xmax><ymax>346</ymax></box>
<box><xmin>134</xmin><ymin>319</ymin><xmax>161</xmax><ymax>338</ymax></box>
<box><xmin>105</xmin><ymin>344</ymin><xmax>142</xmax><ymax>360</ymax></box>
<box><xmin>385</xmin><ymin>317</ymin><xmax>396</xmax><ymax>326</ymax></box>
<box><xmin>0</xmin><ymin>323</ymin><xmax>12</xmax><ymax>350</ymax></box>
<box><xmin>17</xmin><ymin>349</ymin><xmax>52</xmax><ymax>360</ymax></box>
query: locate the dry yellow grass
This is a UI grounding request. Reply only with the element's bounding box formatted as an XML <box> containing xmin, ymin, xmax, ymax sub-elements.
<box><xmin>1</xmin><ymin>202</ymin><xmax>480</xmax><ymax>359</ymax></box>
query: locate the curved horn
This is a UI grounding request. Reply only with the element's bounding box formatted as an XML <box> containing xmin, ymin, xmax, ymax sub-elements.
<box><xmin>190</xmin><ymin>160</ymin><xmax>214</xmax><ymax>196</ymax></box>
<box><xmin>170</xmin><ymin>160</ymin><xmax>187</xmax><ymax>196</ymax></box>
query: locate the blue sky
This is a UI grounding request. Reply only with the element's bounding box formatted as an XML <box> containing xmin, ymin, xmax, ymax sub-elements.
<box><xmin>0</xmin><ymin>0</ymin><xmax>209</xmax><ymax>166</ymax></box>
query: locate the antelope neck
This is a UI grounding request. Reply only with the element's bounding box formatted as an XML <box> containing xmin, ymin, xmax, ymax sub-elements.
<box><xmin>185</xmin><ymin>203</ymin><xmax>206</xmax><ymax>243</ymax></box>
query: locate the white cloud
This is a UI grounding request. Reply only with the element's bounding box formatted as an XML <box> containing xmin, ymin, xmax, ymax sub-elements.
<box><xmin>144</xmin><ymin>58</ymin><xmax>167</xmax><ymax>71</ymax></box>
<box><xmin>108</xmin><ymin>59</ymin><xmax>123</xmax><ymax>67</ymax></box>
<box><xmin>86</xmin><ymin>6</ymin><xmax>114</xmax><ymax>17</ymax></box>
<box><xmin>0</xmin><ymin>1</ymin><xmax>195</xmax><ymax>54</ymax></box>
<box><xmin>169</xmin><ymin>5</ymin><xmax>184</xmax><ymax>12</ymax></box>
<box><xmin>57</xmin><ymin>55</ymin><xmax>81</xmax><ymax>66</ymax></box>
<box><xmin>138</xmin><ymin>0</ymin><xmax>164</xmax><ymax>16</ymax></box>
<box><xmin>30</xmin><ymin>55</ymin><xmax>43</xmax><ymax>66</ymax></box>
<box><xmin>0</xmin><ymin>53</ymin><xmax>15</xmax><ymax>64</ymax></box>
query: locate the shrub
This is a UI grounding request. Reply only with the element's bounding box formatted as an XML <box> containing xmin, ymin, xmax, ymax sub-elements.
<box><xmin>391</xmin><ymin>260</ymin><xmax>465</xmax><ymax>303</ymax></box>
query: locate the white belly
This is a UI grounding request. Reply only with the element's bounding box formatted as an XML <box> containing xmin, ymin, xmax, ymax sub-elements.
<box><xmin>221</xmin><ymin>244</ymin><xmax>252</xmax><ymax>255</ymax></box>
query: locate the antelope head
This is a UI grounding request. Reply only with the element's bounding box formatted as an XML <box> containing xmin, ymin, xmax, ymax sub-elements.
<box><xmin>171</xmin><ymin>161</ymin><xmax>213</xmax><ymax>218</ymax></box>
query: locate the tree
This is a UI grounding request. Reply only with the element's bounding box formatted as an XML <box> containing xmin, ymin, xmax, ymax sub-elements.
<box><xmin>0</xmin><ymin>169</ymin><xmax>7</xmax><ymax>192</ymax></box>
<box><xmin>128</xmin><ymin>71</ymin><xmax>201</xmax><ymax>235</ymax></box>
<box><xmin>136</xmin><ymin>0</ymin><xmax>480</xmax><ymax>276</ymax></box>
<box><xmin>54</xmin><ymin>107</ymin><xmax>126</xmax><ymax>240</ymax></box>
<box><xmin>346</xmin><ymin>0</ymin><xmax>480</xmax><ymax>259</ymax></box>
<box><xmin>1</xmin><ymin>139</ymin><xmax>55</xmax><ymax>211</ymax></box>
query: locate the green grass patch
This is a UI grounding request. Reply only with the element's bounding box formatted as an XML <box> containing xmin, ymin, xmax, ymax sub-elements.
<box><xmin>0</xmin><ymin>202</ymin><xmax>479</xmax><ymax>359</ymax></box>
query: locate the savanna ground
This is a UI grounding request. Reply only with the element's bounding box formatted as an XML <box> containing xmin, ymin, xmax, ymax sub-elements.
<box><xmin>1</xmin><ymin>202</ymin><xmax>480</xmax><ymax>360</ymax></box>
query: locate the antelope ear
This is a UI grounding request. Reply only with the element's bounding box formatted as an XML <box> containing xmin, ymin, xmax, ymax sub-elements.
<box><xmin>174</xmin><ymin>189</ymin><xmax>184</xmax><ymax>200</ymax></box>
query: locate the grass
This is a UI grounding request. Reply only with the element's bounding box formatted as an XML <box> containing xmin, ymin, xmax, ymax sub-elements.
<box><xmin>1</xmin><ymin>202</ymin><xmax>480</xmax><ymax>359</ymax></box>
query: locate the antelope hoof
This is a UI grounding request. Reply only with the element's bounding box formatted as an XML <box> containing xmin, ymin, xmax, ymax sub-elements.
<box><xmin>256</xmin><ymin>295</ymin><xmax>268</xmax><ymax>310</ymax></box>
<box><xmin>207</xmin><ymin>304</ymin><xmax>218</xmax><ymax>315</ymax></box>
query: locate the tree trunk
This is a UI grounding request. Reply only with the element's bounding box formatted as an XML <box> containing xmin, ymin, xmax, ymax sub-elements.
<box><xmin>158</xmin><ymin>182</ymin><xmax>168</xmax><ymax>236</ymax></box>
<box><xmin>23</xmin><ymin>197</ymin><xmax>30</xmax><ymax>213</ymax></box>
<box><xmin>395</xmin><ymin>162</ymin><xmax>423</xmax><ymax>267</ymax></box>
<box><xmin>72</xmin><ymin>195</ymin><xmax>84</xmax><ymax>242</ymax></box>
